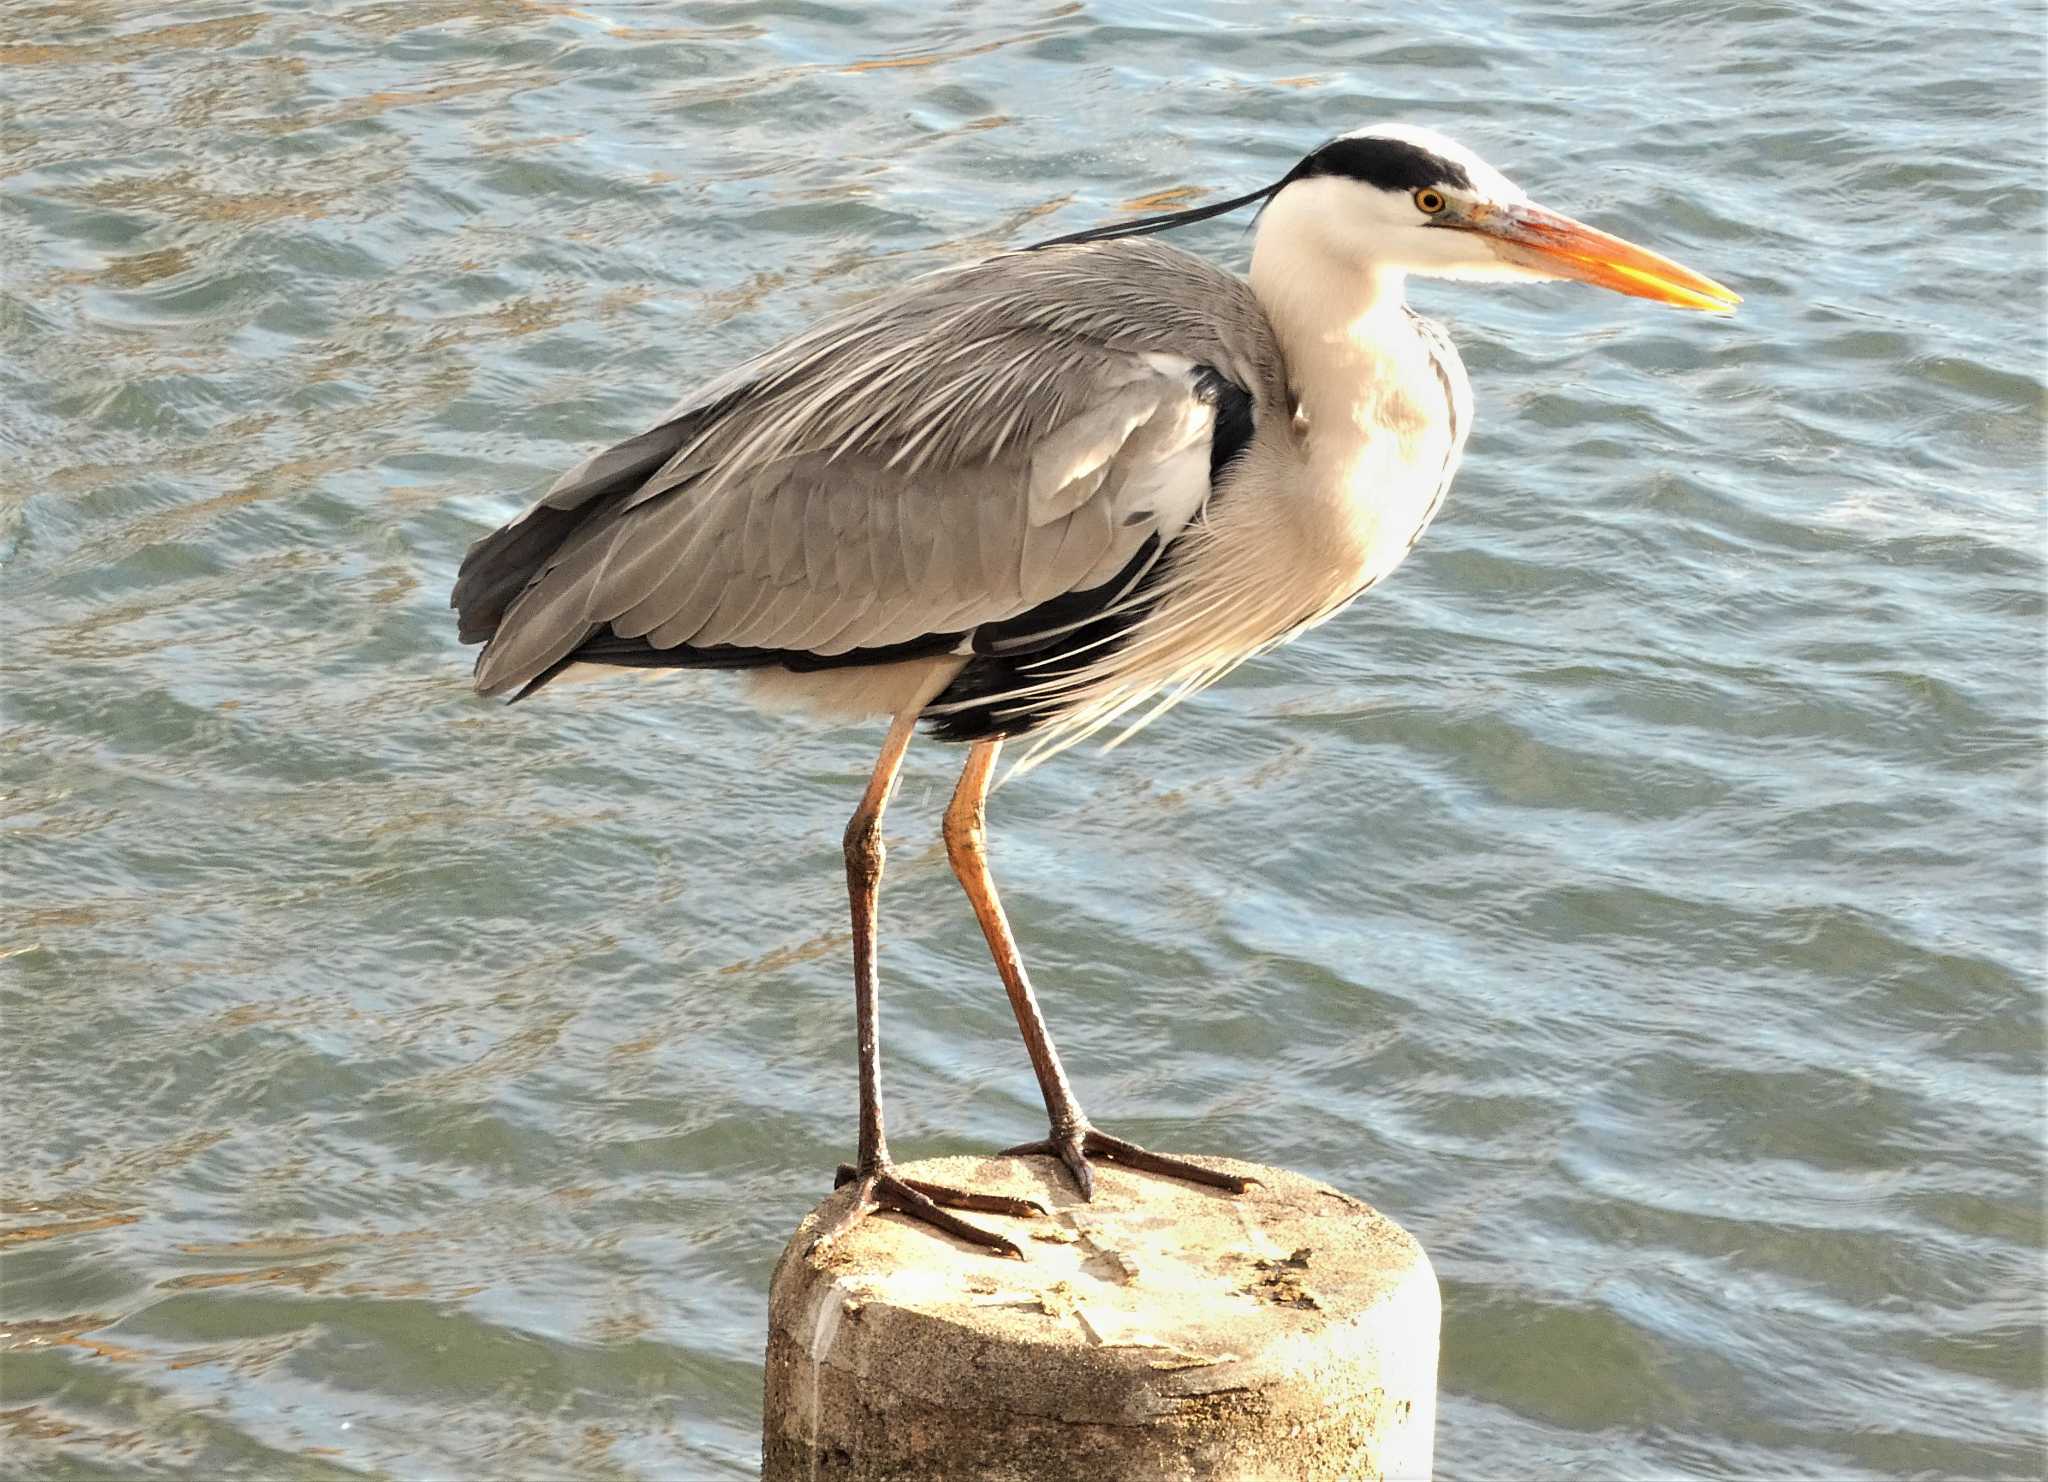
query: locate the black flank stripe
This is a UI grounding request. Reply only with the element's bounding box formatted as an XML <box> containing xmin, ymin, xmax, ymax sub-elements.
<box><xmin>510</xmin><ymin>627</ymin><xmax>964</xmax><ymax>702</ymax></box>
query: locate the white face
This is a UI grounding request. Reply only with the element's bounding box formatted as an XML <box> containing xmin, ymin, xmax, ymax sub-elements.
<box><xmin>1257</xmin><ymin>123</ymin><xmax>1739</xmax><ymax>312</ymax></box>
<box><xmin>1268</xmin><ymin>125</ymin><xmax>1556</xmax><ymax>284</ymax></box>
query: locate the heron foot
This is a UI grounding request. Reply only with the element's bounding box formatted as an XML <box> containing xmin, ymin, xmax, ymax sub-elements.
<box><xmin>809</xmin><ymin>1161</ymin><xmax>1043</xmax><ymax>1261</ymax></box>
<box><xmin>1000</xmin><ymin>1124</ymin><xmax>1258</xmax><ymax>1202</ymax></box>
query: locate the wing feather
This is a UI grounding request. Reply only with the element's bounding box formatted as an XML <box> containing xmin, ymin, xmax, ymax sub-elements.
<box><xmin>455</xmin><ymin>238</ymin><xmax>1289</xmax><ymax>699</ymax></box>
<box><xmin>607</xmin><ymin>499</ymin><xmax>726</xmax><ymax>640</ymax></box>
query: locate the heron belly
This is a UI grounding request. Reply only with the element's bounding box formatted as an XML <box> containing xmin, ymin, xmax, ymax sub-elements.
<box><xmin>743</xmin><ymin>655</ymin><xmax>970</xmax><ymax>723</ymax></box>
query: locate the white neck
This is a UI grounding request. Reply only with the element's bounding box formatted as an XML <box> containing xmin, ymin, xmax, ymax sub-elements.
<box><xmin>1247</xmin><ymin>187</ymin><xmax>1413</xmax><ymax>446</ymax></box>
<box><xmin>1241</xmin><ymin>184</ymin><xmax>1459</xmax><ymax>597</ymax></box>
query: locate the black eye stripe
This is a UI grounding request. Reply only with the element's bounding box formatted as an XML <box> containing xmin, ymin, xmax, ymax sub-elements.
<box><xmin>1287</xmin><ymin>137</ymin><xmax>1475</xmax><ymax>195</ymax></box>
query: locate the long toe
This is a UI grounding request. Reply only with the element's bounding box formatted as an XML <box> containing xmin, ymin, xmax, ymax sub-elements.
<box><xmin>893</xmin><ymin>1174</ymin><xmax>1046</xmax><ymax>1219</ymax></box>
<box><xmin>1002</xmin><ymin>1126</ymin><xmax>1254</xmax><ymax>1197</ymax></box>
<box><xmin>871</xmin><ymin>1173</ymin><xmax>1027</xmax><ymax>1259</ymax></box>
<box><xmin>1085</xmin><ymin>1129</ymin><xmax>1256</xmax><ymax>1193</ymax></box>
<box><xmin>810</xmin><ymin>1166</ymin><xmax>1032</xmax><ymax>1262</ymax></box>
<box><xmin>833</xmin><ymin>1161</ymin><xmax>1046</xmax><ymax>1216</ymax></box>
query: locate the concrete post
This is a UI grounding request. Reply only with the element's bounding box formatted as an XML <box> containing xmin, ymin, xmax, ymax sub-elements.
<box><xmin>763</xmin><ymin>1154</ymin><xmax>1438</xmax><ymax>1481</ymax></box>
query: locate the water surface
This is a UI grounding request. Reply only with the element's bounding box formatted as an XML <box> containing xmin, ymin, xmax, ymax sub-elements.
<box><xmin>4</xmin><ymin>1</ymin><xmax>2043</xmax><ymax>1476</ymax></box>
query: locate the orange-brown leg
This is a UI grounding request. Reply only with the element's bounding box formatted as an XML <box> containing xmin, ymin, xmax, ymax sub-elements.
<box><xmin>808</xmin><ymin>713</ymin><xmax>1043</xmax><ymax>1262</ymax></box>
<box><xmin>943</xmin><ymin>738</ymin><xmax>1254</xmax><ymax>1201</ymax></box>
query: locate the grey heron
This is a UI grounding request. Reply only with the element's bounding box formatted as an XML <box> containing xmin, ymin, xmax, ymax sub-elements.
<box><xmin>451</xmin><ymin>125</ymin><xmax>1736</xmax><ymax>1259</ymax></box>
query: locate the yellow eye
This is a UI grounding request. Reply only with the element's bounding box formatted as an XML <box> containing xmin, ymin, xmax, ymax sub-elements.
<box><xmin>1413</xmin><ymin>188</ymin><xmax>1448</xmax><ymax>215</ymax></box>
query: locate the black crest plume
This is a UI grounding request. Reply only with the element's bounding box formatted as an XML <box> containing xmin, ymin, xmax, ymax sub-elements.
<box><xmin>1023</xmin><ymin>134</ymin><xmax>1475</xmax><ymax>252</ymax></box>
<box><xmin>1024</xmin><ymin>182</ymin><xmax>1283</xmax><ymax>251</ymax></box>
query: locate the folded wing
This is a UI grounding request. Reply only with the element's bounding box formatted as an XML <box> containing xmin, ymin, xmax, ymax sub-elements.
<box><xmin>451</xmin><ymin>240</ymin><xmax>1283</xmax><ymax>702</ymax></box>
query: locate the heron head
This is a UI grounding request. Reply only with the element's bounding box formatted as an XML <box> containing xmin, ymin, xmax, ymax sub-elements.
<box><xmin>1263</xmin><ymin>124</ymin><xmax>1738</xmax><ymax>312</ymax></box>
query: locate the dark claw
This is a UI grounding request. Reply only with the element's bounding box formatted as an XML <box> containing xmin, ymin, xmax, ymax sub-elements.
<box><xmin>1057</xmin><ymin>1136</ymin><xmax>1095</xmax><ymax>1202</ymax></box>
<box><xmin>1000</xmin><ymin>1133</ymin><xmax>1094</xmax><ymax>1200</ymax></box>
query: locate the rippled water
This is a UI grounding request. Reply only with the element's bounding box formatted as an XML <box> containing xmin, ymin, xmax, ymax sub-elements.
<box><xmin>4</xmin><ymin>2</ymin><xmax>2043</xmax><ymax>1477</ymax></box>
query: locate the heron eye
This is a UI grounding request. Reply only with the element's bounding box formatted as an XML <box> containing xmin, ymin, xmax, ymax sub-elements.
<box><xmin>1413</xmin><ymin>188</ymin><xmax>1448</xmax><ymax>215</ymax></box>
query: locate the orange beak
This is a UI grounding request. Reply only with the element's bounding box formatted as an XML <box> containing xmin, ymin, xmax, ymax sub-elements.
<box><xmin>1466</xmin><ymin>202</ymin><xmax>1740</xmax><ymax>314</ymax></box>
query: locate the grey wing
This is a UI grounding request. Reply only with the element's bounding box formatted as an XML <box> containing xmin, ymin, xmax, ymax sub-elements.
<box><xmin>452</xmin><ymin>240</ymin><xmax>1284</xmax><ymax>700</ymax></box>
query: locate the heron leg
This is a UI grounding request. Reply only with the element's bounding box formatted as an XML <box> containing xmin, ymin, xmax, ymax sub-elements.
<box><xmin>808</xmin><ymin>710</ymin><xmax>1042</xmax><ymax>1263</ymax></box>
<box><xmin>943</xmin><ymin>739</ymin><xmax>1254</xmax><ymax>1202</ymax></box>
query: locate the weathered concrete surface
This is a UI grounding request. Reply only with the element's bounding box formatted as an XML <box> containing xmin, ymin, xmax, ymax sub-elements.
<box><xmin>762</xmin><ymin>1155</ymin><xmax>1437</xmax><ymax>1481</ymax></box>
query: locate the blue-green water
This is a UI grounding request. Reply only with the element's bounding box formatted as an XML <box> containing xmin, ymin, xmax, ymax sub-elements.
<box><xmin>4</xmin><ymin>2</ymin><xmax>2042</xmax><ymax>1476</ymax></box>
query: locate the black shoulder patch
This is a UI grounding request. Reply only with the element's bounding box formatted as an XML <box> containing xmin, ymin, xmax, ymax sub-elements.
<box><xmin>1194</xmin><ymin>366</ymin><xmax>1255</xmax><ymax>485</ymax></box>
<box><xmin>1289</xmin><ymin>136</ymin><xmax>1474</xmax><ymax>195</ymax></box>
<box><xmin>925</xmin><ymin>365</ymin><xmax>1259</xmax><ymax>744</ymax></box>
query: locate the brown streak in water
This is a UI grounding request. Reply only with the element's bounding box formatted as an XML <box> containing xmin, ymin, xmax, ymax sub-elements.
<box><xmin>936</xmin><ymin>196</ymin><xmax>1074</xmax><ymax>260</ymax></box>
<box><xmin>573</xmin><ymin>1422</ymin><xmax>622</xmax><ymax>1471</ymax></box>
<box><xmin>1</xmin><ymin>1313</ymin><xmax>117</xmax><ymax>1349</ymax></box>
<box><xmin>103</xmin><ymin>1128</ymin><xmax>230</xmax><ymax>1182</ymax></box>
<box><xmin>263</xmin><ymin>74</ymin><xmax>549</xmax><ymax>136</ymax></box>
<box><xmin>49</xmin><ymin>413</ymin><xmax>277</xmax><ymax>493</ymax></box>
<box><xmin>0</xmin><ymin>1214</ymin><xmax>140</xmax><ymax>1248</ymax></box>
<box><xmin>0</xmin><ymin>1310</ymin><xmax>146</xmax><ymax>1359</ymax></box>
<box><xmin>159</xmin><ymin>1259</ymin><xmax>345</xmax><ymax>1293</ymax></box>
<box><xmin>15</xmin><ymin>905</ymin><xmax>105</xmax><ymax>930</ymax></box>
<box><xmin>474</xmin><ymin>294</ymin><xmax>574</xmax><ymax>339</ymax></box>
<box><xmin>588</xmin><ymin>1311</ymin><xmax>653</xmax><ymax>1345</ymax></box>
<box><xmin>0</xmin><ymin>1194</ymin><xmax>127</xmax><ymax>1219</ymax></box>
<box><xmin>590</xmin><ymin>21</ymin><xmax>766</xmax><ymax>42</ymax></box>
<box><xmin>164</xmin><ymin>1330</ymin><xmax>306</xmax><ymax>1374</ymax></box>
<box><xmin>61</xmin><ymin>1333</ymin><xmax>150</xmax><ymax>1363</ymax></box>
<box><xmin>339</xmin><ymin>0</ymin><xmax>593</xmax><ymax>39</ymax></box>
<box><xmin>176</xmin><ymin>1231</ymin><xmax>370</xmax><ymax>1258</ymax></box>
<box><xmin>116</xmin><ymin>452</ymin><xmax>356</xmax><ymax>553</ymax></box>
<box><xmin>59</xmin><ymin>246</ymin><xmax>192</xmax><ymax>290</ymax></box>
<box><xmin>76</xmin><ymin>169</ymin><xmax>334</xmax><ymax>227</ymax></box>
<box><xmin>841</xmin><ymin>32</ymin><xmax>1047</xmax><ymax>73</ymax></box>
<box><xmin>391</xmin><ymin>1014</ymin><xmax>576</xmax><ymax>1097</ymax></box>
<box><xmin>0</xmin><ymin>1406</ymin><xmax>77</xmax><ymax>1441</ymax></box>
<box><xmin>599</xmin><ymin>284</ymin><xmax>656</xmax><ymax>317</ymax></box>
<box><xmin>1120</xmin><ymin>186</ymin><xmax>1205</xmax><ymax>213</ymax></box>
<box><xmin>0</xmin><ymin>15</ymin><xmax>266</xmax><ymax>67</ymax></box>
<box><xmin>719</xmin><ymin>927</ymin><xmax>850</xmax><ymax>976</ymax></box>
<box><xmin>696</xmin><ymin>269</ymin><xmax>789</xmax><ymax>327</ymax></box>
<box><xmin>479</xmin><ymin>132</ymin><xmax>588</xmax><ymax>155</ymax></box>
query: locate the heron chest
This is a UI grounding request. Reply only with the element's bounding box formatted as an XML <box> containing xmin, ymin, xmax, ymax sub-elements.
<box><xmin>1291</xmin><ymin>328</ymin><xmax>1467</xmax><ymax>593</ymax></box>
